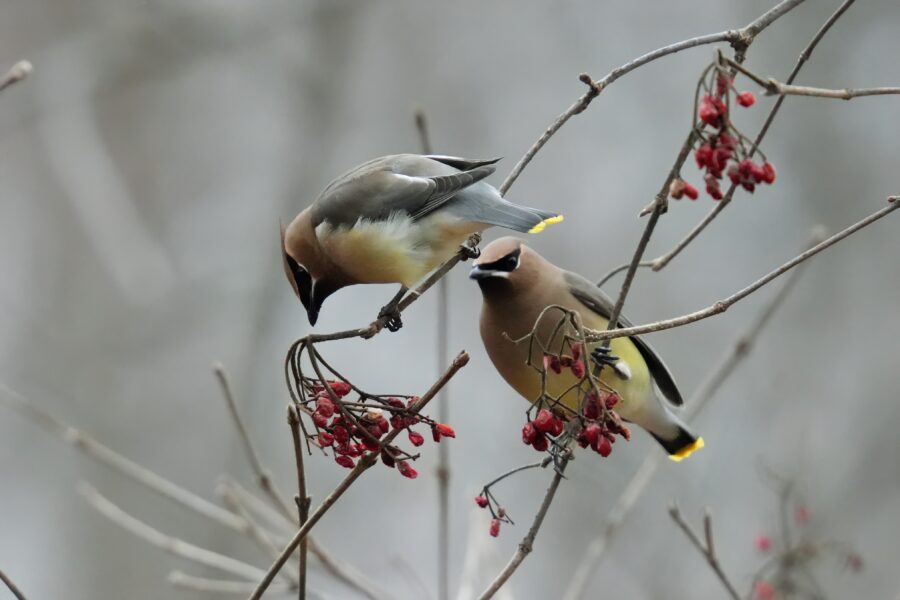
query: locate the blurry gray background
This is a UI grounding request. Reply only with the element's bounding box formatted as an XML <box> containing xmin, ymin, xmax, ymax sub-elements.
<box><xmin>2</xmin><ymin>1</ymin><xmax>899</xmax><ymax>598</ymax></box>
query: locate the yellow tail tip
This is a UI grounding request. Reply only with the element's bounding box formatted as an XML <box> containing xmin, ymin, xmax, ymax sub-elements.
<box><xmin>527</xmin><ymin>214</ymin><xmax>564</xmax><ymax>234</ymax></box>
<box><xmin>668</xmin><ymin>437</ymin><xmax>705</xmax><ymax>462</ymax></box>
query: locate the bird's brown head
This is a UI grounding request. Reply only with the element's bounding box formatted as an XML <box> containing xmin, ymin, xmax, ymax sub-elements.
<box><xmin>469</xmin><ymin>237</ymin><xmax>533</xmax><ymax>292</ymax></box>
<box><xmin>281</xmin><ymin>217</ymin><xmax>342</xmax><ymax>326</ymax></box>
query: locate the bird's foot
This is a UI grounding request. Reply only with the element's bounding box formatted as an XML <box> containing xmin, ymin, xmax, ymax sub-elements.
<box><xmin>590</xmin><ymin>346</ymin><xmax>620</xmax><ymax>369</ymax></box>
<box><xmin>458</xmin><ymin>241</ymin><xmax>481</xmax><ymax>261</ymax></box>
<box><xmin>377</xmin><ymin>302</ymin><xmax>403</xmax><ymax>332</ymax></box>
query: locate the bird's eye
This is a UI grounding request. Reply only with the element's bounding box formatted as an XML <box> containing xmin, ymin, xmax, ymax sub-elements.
<box><xmin>478</xmin><ymin>249</ymin><xmax>521</xmax><ymax>272</ymax></box>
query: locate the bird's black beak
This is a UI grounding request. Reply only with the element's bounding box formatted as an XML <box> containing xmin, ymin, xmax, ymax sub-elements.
<box><xmin>469</xmin><ymin>265</ymin><xmax>508</xmax><ymax>281</ymax></box>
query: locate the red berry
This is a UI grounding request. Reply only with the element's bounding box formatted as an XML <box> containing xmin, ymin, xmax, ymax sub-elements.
<box><xmin>532</xmin><ymin>433</ymin><xmax>549</xmax><ymax>452</ymax></box>
<box><xmin>669</xmin><ymin>178</ymin><xmax>686</xmax><ymax>200</ymax></box>
<box><xmin>334</xmin><ymin>455</ymin><xmax>355</xmax><ymax>469</ymax></box>
<box><xmin>737</xmin><ymin>91</ymin><xmax>756</xmax><ymax>107</ymax></box>
<box><xmin>583</xmin><ymin>423</ymin><xmax>602</xmax><ymax>446</ymax></box>
<box><xmin>698</xmin><ymin>95</ymin><xmax>720</xmax><ymax>126</ymax></box>
<box><xmin>361</xmin><ymin>436</ymin><xmax>379</xmax><ymax>452</ymax></box>
<box><xmin>583</xmin><ymin>394</ymin><xmax>600</xmax><ymax>419</ymax></box>
<box><xmin>522</xmin><ymin>421</ymin><xmax>537</xmax><ymax>445</ymax></box>
<box><xmin>754</xmin><ymin>580</ymin><xmax>775</xmax><ymax>600</ymax></box>
<box><xmin>571</xmin><ymin>343</ymin><xmax>584</xmax><ymax>362</ymax></box>
<box><xmin>548</xmin><ymin>416</ymin><xmax>564</xmax><ymax>437</ymax></box>
<box><xmin>727</xmin><ymin>164</ymin><xmax>741</xmax><ymax>185</ymax></box>
<box><xmin>434</xmin><ymin>423</ymin><xmax>456</xmax><ymax>439</ymax></box>
<box><xmin>593</xmin><ymin>436</ymin><xmax>612</xmax><ymax>457</ymax></box>
<box><xmin>695</xmin><ymin>144</ymin><xmax>713</xmax><ymax>169</ymax></box>
<box><xmin>329</xmin><ymin>381</ymin><xmax>352</xmax><ymax>397</ymax></box>
<box><xmin>605</xmin><ymin>393</ymin><xmax>620</xmax><ymax>409</ymax></box>
<box><xmin>543</xmin><ymin>355</ymin><xmax>562</xmax><ymax>374</ymax></box>
<box><xmin>570</xmin><ymin>359</ymin><xmax>586</xmax><ymax>379</ymax></box>
<box><xmin>318</xmin><ymin>432</ymin><xmax>335</xmax><ymax>447</ymax></box>
<box><xmin>683</xmin><ymin>182</ymin><xmax>699</xmax><ymax>200</ymax></box>
<box><xmin>742</xmin><ymin>180</ymin><xmax>756</xmax><ymax>193</ymax></box>
<box><xmin>755</xmin><ymin>534</ymin><xmax>772</xmax><ymax>553</ymax></box>
<box><xmin>489</xmin><ymin>518</ymin><xmax>501</xmax><ymax>537</ymax></box>
<box><xmin>397</xmin><ymin>460</ymin><xmax>418</xmax><ymax>479</ymax></box>
<box><xmin>315</xmin><ymin>396</ymin><xmax>336</xmax><ymax>418</ymax></box>
<box><xmin>408</xmin><ymin>430</ymin><xmax>425</xmax><ymax>447</ymax></box>
<box><xmin>716</xmin><ymin>73</ymin><xmax>732</xmax><ymax>96</ymax></box>
<box><xmin>705</xmin><ymin>175</ymin><xmax>723</xmax><ymax>200</ymax></box>
<box><xmin>533</xmin><ymin>409</ymin><xmax>554</xmax><ymax>433</ymax></box>
<box><xmin>333</xmin><ymin>425</ymin><xmax>349</xmax><ymax>443</ymax></box>
<box><xmin>761</xmin><ymin>161</ymin><xmax>776</xmax><ymax>184</ymax></box>
<box><xmin>312</xmin><ymin>411</ymin><xmax>329</xmax><ymax>428</ymax></box>
<box><xmin>380</xmin><ymin>450</ymin><xmax>396</xmax><ymax>468</ymax></box>
<box><xmin>475</xmin><ymin>495</ymin><xmax>489</xmax><ymax>508</ymax></box>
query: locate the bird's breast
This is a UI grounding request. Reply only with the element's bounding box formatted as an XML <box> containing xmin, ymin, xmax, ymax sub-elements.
<box><xmin>316</xmin><ymin>213</ymin><xmax>481</xmax><ymax>287</ymax></box>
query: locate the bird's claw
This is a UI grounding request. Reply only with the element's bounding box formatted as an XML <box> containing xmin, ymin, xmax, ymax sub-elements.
<box><xmin>459</xmin><ymin>242</ymin><xmax>481</xmax><ymax>261</ymax></box>
<box><xmin>590</xmin><ymin>346</ymin><xmax>620</xmax><ymax>368</ymax></box>
<box><xmin>377</xmin><ymin>303</ymin><xmax>403</xmax><ymax>333</ymax></box>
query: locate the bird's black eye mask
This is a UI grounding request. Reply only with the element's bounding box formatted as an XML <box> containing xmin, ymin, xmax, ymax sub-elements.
<box><xmin>477</xmin><ymin>248</ymin><xmax>521</xmax><ymax>272</ymax></box>
<box><xmin>284</xmin><ymin>253</ymin><xmax>313</xmax><ymax>310</ymax></box>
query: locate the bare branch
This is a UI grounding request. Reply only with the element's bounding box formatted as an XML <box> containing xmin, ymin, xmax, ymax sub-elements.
<box><xmin>588</xmin><ymin>199</ymin><xmax>899</xmax><ymax>343</ymax></box>
<box><xmin>249</xmin><ymin>352</ymin><xmax>470</xmax><ymax>600</ymax></box>
<box><xmin>0</xmin><ymin>569</ymin><xmax>27</xmax><ymax>600</ymax></box>
<box><xmin>668</xmin><ymin>505</ymin><xmax>741</xmax><ymax>600</ymax></box>
<box><xmin>168</xmin><ymin>572</ymin><xmax>291</xmax><ymax>596</ymax></box>
<box><xmin>650</xmin><ymin>0</ymin><xmax>856</xmax><ymax>271</ymax></box>
<box><xmin>0</xmin><ymin>383</ymin><xmax>247</xmax><ymax>533</ymax></box>
<box><xmin>0</xmin><ymin>60</ymin><xmax>32</xmax><ymax>93</ymax></box>
<box><xmin>288</xmin><ymin>405</ymin><xmax>310</xmax><ymax>600</ymax></box>
<box><xmin>78</xmin><ymin>483</ymin><xmax>267</xmax><ymax>582</ymax></box>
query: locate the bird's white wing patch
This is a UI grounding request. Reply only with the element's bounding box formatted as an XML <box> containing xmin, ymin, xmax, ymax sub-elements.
<box><xmin>613</xmin><ymin>361</ymin><xmax>632</xmax><ymax>381</ymax></box>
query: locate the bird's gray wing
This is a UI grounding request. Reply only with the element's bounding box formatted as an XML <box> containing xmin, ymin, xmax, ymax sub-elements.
<box><xmin>425</xmin><ymin>155</ymin><xmax>502</xmax><ymax>171</ymax></box>
<box><xmin>564</xmin><ymin>270</ymin><xmax>684</xmax><ymax>406</ymax></box>
<box><xmin>310</xmin><ymin>154</ymin><xmax>496</xmax><ymax>228</ymax></box>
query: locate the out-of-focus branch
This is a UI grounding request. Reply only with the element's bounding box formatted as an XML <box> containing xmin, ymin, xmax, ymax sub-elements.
<box><xmin>168</xmin><ymin>572</ymin><xmax>291</xmax><ymax>596</ymax></box>
<box><xmin>214</xmin><ymin>364</ymin><xmax>297</xmax><ymax>523</ymax></box>
<box><xmin>588</xmin><ymin>199</ymin><xmax>899</xmax><ymax>343</ymax></box>
<box><xmin>0</xmin><ymin>383</ymin><xmax>246</xmax><ymax>533</ymax></box>
<box><xmin>78</xmin><ymin>483</ymin><xmax>267</xmax><ymax>582</ymax></box>
<box><xmin>649</xmin><ymin>0</ymin><xmax>856</xmax><ymax>271</ymax></box>
<box><xmin>250</xmin><ymin>352</ymin><xmax>470</xmax><ymax>600</ymax></box>
<box><xmin>415</xmin><ymin>109</ymin><xmax>452</xmax><ymax>600</ymax></box>
<box><xmin>668</xmin><ymin>506</ymin><xmax>741</xmax><ymax>600</ymax></box>
<box><xmin>0</xmin><ymin>568</ymin><xmax>27</xmax><ymax>600</ymax></box>
<box><xmin>563</xmin><ymin>229</ymin><xmax>823</xmax><ymax>600</ymax></box>
<box><xmin>0</xmin><ymin>60</ymin><xmax>32</xmax><ymax>93</ymax></box>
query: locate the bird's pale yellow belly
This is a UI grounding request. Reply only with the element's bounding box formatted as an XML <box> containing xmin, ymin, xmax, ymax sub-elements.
<box><xmin>320</xmin><ymin>215</ymin><xmax>481</xmax><ymax>287</ymax></box>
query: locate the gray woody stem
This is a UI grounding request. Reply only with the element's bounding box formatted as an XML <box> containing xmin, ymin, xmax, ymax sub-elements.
<box><xmin>668</xmin><ymin>506</ymin><xmax>741</xmax><ymax>600</ymax></box>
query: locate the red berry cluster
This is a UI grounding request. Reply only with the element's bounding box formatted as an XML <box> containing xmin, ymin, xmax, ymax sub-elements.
<box><xmin>672</xmin><ymin>68</ymin><xmax>776</xmax><ymax>202</ymax></box>
<box><xmin>303</xmin><ymin>379</ymin><xmax>454</xmax><ymax>479</ymax></box>
<box><xmin>473</xmin><ymin>494</ymin><xmax>510</xmax><ymax>537</ymax></box>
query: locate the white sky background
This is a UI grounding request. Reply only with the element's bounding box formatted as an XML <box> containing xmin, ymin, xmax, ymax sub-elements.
<box><xmin>1</xmin><ymin>1</ymin><xmax>899</xmax><ymax>598</ymax></box>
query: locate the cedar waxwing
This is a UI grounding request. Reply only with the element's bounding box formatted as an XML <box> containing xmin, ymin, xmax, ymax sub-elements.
<box><xmin>470</xmin><ymin>237</ymin><xmax>703</xmax><ymax>461</ymax></box>
<box><xmin>282</xmin><ymin>154</ymin><xmax>562</xmax><ymax>326</ymax></box>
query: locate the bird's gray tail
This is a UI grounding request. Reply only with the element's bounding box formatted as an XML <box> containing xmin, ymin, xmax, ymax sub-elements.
<box><xmin>461</xmin><ymin>195</ymin><xmax>564</xmax><ymax>234</ymax></box>
<box><xmin>648</xmin><ymin>423</ymin><xmax>704</xmax><ymax>462</ymax></box>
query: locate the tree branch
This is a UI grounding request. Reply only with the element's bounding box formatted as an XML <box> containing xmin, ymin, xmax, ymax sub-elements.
<box><xmin>0</xmin><ymin>569</ymin><xmax>27</xmax><ymax>600</ymax></box>
<box><xmin>287</xmin><ymin>405</ymin><xmax>310</xmax><ymax>600</ymax></box>
<box><xmin>249</xmin><ymin>352</ymin><xmax>470</xmax><ymax>600</ymax></box>
<box><xmin>726</xmin><ymin>57</ymin><xmax>899</xmax><ymax>99</ymax></box>
<box><xmin>168</xmin><ymin>572</ymin><xmax>292</xmax><ymax>596</ymax></box>
<box><xmin>588</xmin><ymin>198</ymin><xmax>899</xmax><ymax>343</ymax></box>
<box><xmin>668</xmin><ymin>506</ymin><xmax>741</xmax><ymax>600</ymax></box>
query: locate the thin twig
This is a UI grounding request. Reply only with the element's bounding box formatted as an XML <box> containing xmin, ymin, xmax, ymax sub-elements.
<box><xmin>416</xmin><ymin>109</ymin><xmax>452</xmax><ymax>600</ymax></box>
<box><xmin>0</xmin><ymin>60</ymin><xmax>32</xmax><ymax>93</ymax></box>
<box><xmin>650</xmin><ymin>0</ymin><xmax>856</xmax><ymax>271</ymax></box>
<box><xmin>476</xmin><ymin>450</ymin><xmax>572</xmax><ymax>600</ymax></box>
<box><xmin>214</xmin><ymin>363</ymin><xmax>297</xmax><ymax>523</ymax></box>
<box><xmin>0</xmin><ymin>569</ymin><xmax>27</xmax><ymax>600</ymax></box>
<box><xmin>168</xmin><ymin>572</ymin><xmax>291</xmax><ymax>596</ymax></box>
<box><xmin>668</xmin><ymin>505</ymin><xmax>741</xmax><ymax>600</ymax></box>
<box><xmin>78</xmin><ymin>483</ymin><xmax>268</xmax><ymax>581</ymax></box>
<box><xmin>588</xmin><ymin>199</ymin><xmax>899</xmax><ymax>343</ymax></box>
<box><xmin>288</xmin><ymin>405</ymin><xmax>310</xmax><ymax>600</ymax></box>
<box><xmin>724</xmin><ymin>57</ymin><xmax>900</xmax><ymax>100</ymax></box>
<box><xmin>249</xmin><ymin>352</ymin><xmax>470</xmax><ymax>600</ymax></box>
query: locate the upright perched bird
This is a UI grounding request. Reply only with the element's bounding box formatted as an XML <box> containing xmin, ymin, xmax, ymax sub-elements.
<box><xmin>282</xmin><ymin>154</ymin><xmax>563</xmax><ymax>325</ymax></box>
<box><xmin>471</xmin><ymin>237</ymin><xmax>703</xmax><ymax>461</ymax></box>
